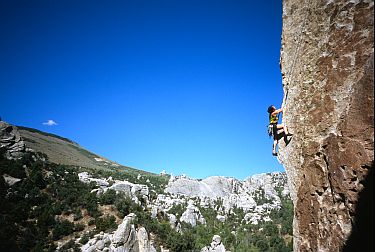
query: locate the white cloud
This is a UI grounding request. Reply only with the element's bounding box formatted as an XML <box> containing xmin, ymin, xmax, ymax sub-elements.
<box><xmin>42</xmin><ymin>120</ymin><xmax>58</xmax><ymax>126</ymax></box>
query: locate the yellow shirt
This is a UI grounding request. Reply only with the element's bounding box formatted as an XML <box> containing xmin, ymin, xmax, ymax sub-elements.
<box><xmin>269</xmin><ymin>114</ymin><xmax>278</xmax><ymax>124</ymax></box>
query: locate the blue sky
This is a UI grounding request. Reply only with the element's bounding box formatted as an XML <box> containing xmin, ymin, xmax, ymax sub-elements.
<box><xmin>0</xmin><ymin>0</ymin><xmax>284</xmax><ymax>180</ymax></box>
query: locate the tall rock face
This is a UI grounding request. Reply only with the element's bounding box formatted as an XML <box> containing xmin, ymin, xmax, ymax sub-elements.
<box><xmin>279</xmin><ymin>0</ymin><xmax>374</xmax><ymax>251</ymax></box>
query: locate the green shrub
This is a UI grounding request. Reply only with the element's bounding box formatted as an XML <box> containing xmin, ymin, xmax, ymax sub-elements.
<box><xmin>115</xmin><ymin>195</ymin><xmax>142</xmax><ymax>218</ymax></box>
<box><xmin>73</xmin><ymin>208</ymin><xmax>83</xmax><ymax>221</ymax></box>
<box><xmin>95</xmin><ymin>215</ymin><xmax>117</xmax><ymax>232</ymax></box>
<box><xmin>88</xmin><ymin>219</ymin><xmax>95</xmax><ymax>226</ymax></box>
<box><xmin>79</xmin><ymin>233</ymin><xmax>90</xmax><ymax>245</ymax></box>
<box><xmin>52</xmin><ymin>220</ymin><xmax>75</xmax><ymax>240</ymax></box>
<box><xmin>74</xmin><ymin>223</ymin><xmax>85</xmax><ymax>232</ymax></box>
<box><xmin>256</xmin><ymin>240</ymin><xmax>269</xmax><ymax>252</ymax></box>
<box><xmin>99</xmin><ymin>189</ymin><xmax>117</xmax><ymax>205</ymax></box>
<box><xmin>168</xmin><ymin>203</ymin><xmax>186</xmax><ymax>217</ymax></box>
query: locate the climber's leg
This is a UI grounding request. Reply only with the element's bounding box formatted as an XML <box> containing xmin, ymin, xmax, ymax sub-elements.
<box><xmin>272</xmin><ymin>124</ymin><xmax>279</xmax><ymax>156</ymax></box>
<box><xmin>277</xmin><ymin>124</ymin><xmax>292</xmax><ymax>136</ymax></box>
<box><xmin>277</xmin><ymin>124</ymin><xmax>286</xmax><ymax>134</ymax></box>
<box><xmin>272</xmin><ymin>140</ymin><xmax>278</xmax><ymax>156</ymax></box>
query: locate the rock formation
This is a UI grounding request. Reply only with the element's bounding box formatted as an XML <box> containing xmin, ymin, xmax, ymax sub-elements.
<box><xmin>2</xmin><ymin>174</ymin><xmax>22</xmax><ymax>186</ymax></box>
<box><xmin>279</xmin><ymin>0</ymin><xmax>374</xmax><ymax>251</ymax></box>
<box><xmin>165</xmin><ymin>172</ymin><xmax>289</xmax><ymax>213</ymax></box>
<box><xmin>141</xmin><ymin>172</ymin><xmax>290</xmax><ymax>229</ymax></box>
<box><xmin>180</xmin><ymin>200</ymin><xmax>206</xmax><ymax>227</ymax></box>
<box><xmin>78</xmin><ymin>172</ymin><xmax>150</xmax><ymax>205</ymax></box>
<box><xmin>81</xmin><ymin>213</ymin><xmax>156</xmax><ymax>252</ymax></box>
<box><xmin>0</xmin><ymin>121</ymin><xmax>26</xmax><ymax>159</ymax></box>
<box><xmin>201</xmin><ymin>235</ymin><xmax>227</xmax><ymax>252</ymax></box>
<box><xmin>79</xmin><ymin>170</ymin><xmax>291</xmax><ymax>234</ymax></box>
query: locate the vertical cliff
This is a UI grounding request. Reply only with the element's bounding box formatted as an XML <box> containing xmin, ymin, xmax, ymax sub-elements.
<box><xmin>278</xmin><ymin>0</ymin><xmax>374</xmax><ymax>251</ymax></box>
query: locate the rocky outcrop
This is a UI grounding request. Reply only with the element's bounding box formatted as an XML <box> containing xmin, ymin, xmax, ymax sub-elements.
<box><xmin>279</xmin><ymin>0</ymin><xmax>374</xmax><ymax>251</ymax></box>
<box><xmin>79</xmin><ymin>171</ymin><xmax>289</xmax><ymax>229</ymax></box>
<box><xmin>149</xmin><ymin>172</ymin><xmax>290</xmax><ymax>229</ymax></box>
<box><xmin>166</xmin><ymin>172</ymin><xmax>288</xmax><ymax>213</ymax></box>
<box><xmin>2</xmin><ymin>174</ymin><xmax>22</xmax><ymax>186</ymax></box>
<box><xmin>0</xmin><ymin>121</ymin><xmax>26</xmax><ymax>159</ymax></box>
<box><xmin>137</xmin><ymin>227</ymin><xmax>155</xmax><ymax>252</ymax></box>
<box><xmin>78</xmin><ymin>172</ymin><xmax>150</xmax><ymax>204</ymax></box>
<box><xmin>81</xmin><ymin>213</ymin><xmax>156</xmax><ymax>252</ymax></box>
<box><xmin>201</xmin><ymin>235</ymin><xmax>227</xmax><ymax>252</ymax></box>
<box><xmin>243</xmin><ymin>206</ymin><xmax>272</xmax><ymax>225</ymax></box>
<box><xmin>180</xmin><ymin>200</ymin><xmax>206</xmax><ymax>227</ymax></box>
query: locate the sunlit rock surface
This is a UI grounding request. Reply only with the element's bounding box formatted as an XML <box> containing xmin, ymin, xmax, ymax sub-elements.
<box><xmin>165</xmin><ymin>172</ymin><xmax>289</xmax><ymax>213</ymax></box>
<box><xmin>81</xmin><ymin>213</ymin><xmax>156</xmax><ymax>252</ymax></box>
<box><xmin>201</xmin><ymin>235</ymin><xmax>228</xmax><ymax>252</ymax></box>
<box><xmin>180</xmin><ymin>200</ymin><xmax>206</xmax><ymax>227</ymax></box>
<box><xmin>279</xmin><ymin>0</ymin><xmax>374</xmax><ymax>251</ymax></box>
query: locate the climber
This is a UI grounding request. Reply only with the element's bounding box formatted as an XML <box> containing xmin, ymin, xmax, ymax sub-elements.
<box><xmin>267</xmin><ymin>105</ymin><xmax>292</xmax><ymax>156</ymax></box>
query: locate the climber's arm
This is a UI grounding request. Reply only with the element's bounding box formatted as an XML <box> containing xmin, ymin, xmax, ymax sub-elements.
<box><xmin>272</xmin><ymin>108</ymin><xmax>283</xmax><ymax>116</ymax></box>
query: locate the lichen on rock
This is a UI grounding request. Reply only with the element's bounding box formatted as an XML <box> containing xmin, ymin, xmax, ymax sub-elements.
<box><xmin>278</xmin><ymin>0</ymin><xmax>374</xmax><ymax>251</ymax></box>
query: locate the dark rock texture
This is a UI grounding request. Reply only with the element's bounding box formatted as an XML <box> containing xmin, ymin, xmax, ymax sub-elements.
<box><xmin>0</xmin><ymin>121</ymin><xmax>26</xmax><ymax>159</ymax></box>
<box><xmin>278</xmin><ymin>0</ymin><xmax>374</xmax><ymax>251</ymax></box>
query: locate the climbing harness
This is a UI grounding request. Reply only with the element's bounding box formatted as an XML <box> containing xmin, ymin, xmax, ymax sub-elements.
<box><xmin>267</xmin><ymin>124</ymin><xmax>273</xmax><ymax>138</ymax></box>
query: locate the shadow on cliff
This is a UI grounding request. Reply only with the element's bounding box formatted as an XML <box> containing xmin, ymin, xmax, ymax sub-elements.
<box><xmin>342</xmin><ymin>164</ymin><xmax>374</xmax><ymax>252</ymax></box>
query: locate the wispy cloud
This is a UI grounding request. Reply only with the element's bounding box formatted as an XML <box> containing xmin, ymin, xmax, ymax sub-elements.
<box><xmin>42</xmin><ymin>119</ymin><xmax>58</xmax><ymax>126</ymax></box>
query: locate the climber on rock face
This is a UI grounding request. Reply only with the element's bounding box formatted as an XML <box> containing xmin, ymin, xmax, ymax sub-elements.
<box><xmin>267</xmin><ymin>105</ymin><xmax>292</xmax><ymax>156</ymax></box>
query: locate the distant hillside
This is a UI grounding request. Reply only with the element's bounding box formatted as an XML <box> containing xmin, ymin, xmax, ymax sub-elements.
<box><xmin>1</xmin><ymin>122</ymin><xmax>293</xmax><ymax>251</ymax></box>
<box><xmin>17</xmin><ymin>125</ymin><xmax>152</xmax><ymax>176</ymax></box>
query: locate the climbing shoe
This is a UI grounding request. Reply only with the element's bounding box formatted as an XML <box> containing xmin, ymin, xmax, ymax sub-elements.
<box><xmin>287</xmin><ymin>133</ymin><xmax>293</xmax><ymax>136</ymax></box>
<box><xmin>272</xmin><ymin>152</ymin><xmax>278</xmax><ymax>156</ymax></box>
